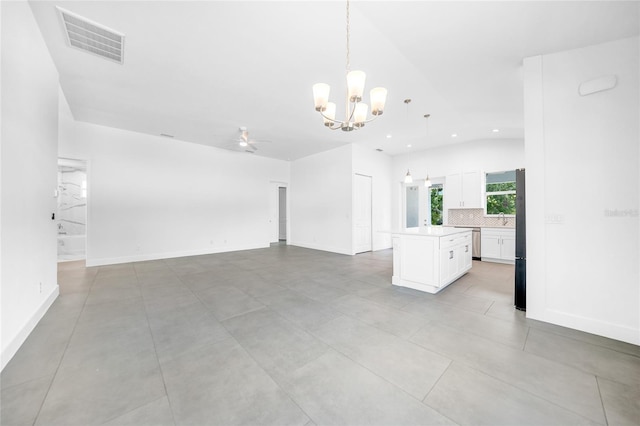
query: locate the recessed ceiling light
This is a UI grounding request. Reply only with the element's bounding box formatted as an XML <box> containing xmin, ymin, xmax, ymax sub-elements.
<box><xmin>386</xmin><ymin>134</ymin><xmax>392</xmax><ymax>139</ymax></box>
<box><xmin>407</xmin><ymin>144</ymin><xmax>412</xmax><ymax>148</ymax></box>
<box><xmin>492</xmin><ymin>128</ymin><xmax>500</xmax><ymax>133</ymax></box>
<box><xmin>451</xmin><ymin>133</ymin><xmax>458</xmax><ymax>138</ymax></box>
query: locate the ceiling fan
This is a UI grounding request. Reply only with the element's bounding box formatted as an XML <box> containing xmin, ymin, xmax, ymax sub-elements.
<box><xmin>229</xmin><ymin>127</ymin><xmax>269</xmax><ymax>153</ymax></box>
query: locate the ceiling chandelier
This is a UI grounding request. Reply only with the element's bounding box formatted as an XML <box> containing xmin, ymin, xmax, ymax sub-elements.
<box><xmin>312</xmin><ymin>0</ymin><xmax>387</xmax><ymax>131</ymax></box>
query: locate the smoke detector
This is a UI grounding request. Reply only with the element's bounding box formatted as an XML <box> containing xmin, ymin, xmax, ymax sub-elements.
<box><xmin>57</xmin><ymin>7</ymin><xmax>124</xmax><ymax>64</ymax></box>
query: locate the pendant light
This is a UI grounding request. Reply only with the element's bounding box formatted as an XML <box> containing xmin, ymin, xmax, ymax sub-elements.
<box><xmin>404</xmin><ymin>169</ymin><xmax>413</xmax><ymax>183</ymax></box>
<box><xmin>424</xmin><ymin>175</ymin><xmax>432</xmax><ymax>187</ymax></box>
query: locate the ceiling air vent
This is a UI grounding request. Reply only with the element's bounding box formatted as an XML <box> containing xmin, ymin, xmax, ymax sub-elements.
<box><xmin>57</xmin><ymin>7</ymin><xmax>124</xmax><ymax>64</ymax></box>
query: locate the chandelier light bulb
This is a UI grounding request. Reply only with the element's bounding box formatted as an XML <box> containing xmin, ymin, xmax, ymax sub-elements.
<box><xmin>347</xmin><ymin>70</ymin><xmax>366</xmax><ymax>102</ymax></box>
<box><xmin>354</xmin><ymin>103</ymin><xmax>368</xmax><ymax>126</ymax></box>
<box><xmin>323</xmin><ymin>102</ymin><xmax>337</xmax><ymax>126</ymax></box>
<box><xmin>313</xmin><ymin>83</ymin><xmax>330</xmax><ymax>111</ymax></box>
<box><xmin>370</xmin><ymin>87</ymin><xmax>388</xmax><ymax>115</ymax></box>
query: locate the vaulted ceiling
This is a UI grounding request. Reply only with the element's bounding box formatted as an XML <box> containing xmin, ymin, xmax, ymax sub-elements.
<box><xmin>29</xmin><ymin>1</ymin><xmax>639</xmax><ymax>160</ymax></box>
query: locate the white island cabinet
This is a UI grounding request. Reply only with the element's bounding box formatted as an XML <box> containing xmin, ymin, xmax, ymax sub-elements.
<box><xmin>391</xmin><ymin>227</ymin><xmax>472</xmax><ymax>294</ymax></box>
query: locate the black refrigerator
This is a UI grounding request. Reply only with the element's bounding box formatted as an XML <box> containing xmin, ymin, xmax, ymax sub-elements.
<box><xmin>514</xmin><ymin>168</ymin><xmax>526</xmax><ymax>311</ymax></box>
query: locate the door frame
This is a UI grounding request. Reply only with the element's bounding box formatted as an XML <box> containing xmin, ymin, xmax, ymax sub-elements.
<box><xmin>353</xmin><ymin>173</ymin><xmax>373</xmax><ymax>254</ymax></box>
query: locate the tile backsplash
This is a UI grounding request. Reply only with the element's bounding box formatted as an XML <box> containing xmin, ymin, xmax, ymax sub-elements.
<box><xmin>447</xmin><ymin>208</ymin><xmax>515</xmax><ymax>228</ymax></box>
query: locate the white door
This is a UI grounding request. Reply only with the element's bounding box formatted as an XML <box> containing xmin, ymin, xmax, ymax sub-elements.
<box><xmin>354</xmin><ymin>174</ymin><xmax>372</xmax><ymax>254</ymax></box>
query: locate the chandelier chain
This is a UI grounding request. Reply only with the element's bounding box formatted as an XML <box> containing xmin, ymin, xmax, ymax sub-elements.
<box><xmin>346</xmin><ymin>0</ymin><xmax>350</xmax><ymax>71</ymax></box>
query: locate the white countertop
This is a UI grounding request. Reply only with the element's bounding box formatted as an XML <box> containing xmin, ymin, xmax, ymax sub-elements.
<box><xmin>388</xmin><ymin>227</ymin><xmax>473</xmax><ymax>237</ymax></box>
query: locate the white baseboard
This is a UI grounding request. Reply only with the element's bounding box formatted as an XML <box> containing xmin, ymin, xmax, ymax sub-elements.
<box><xmin>1</xmin><ymin>285</ymin><xmax>59</xmax><ymax>371</ymax></box>
<box><xmin>527</xmin><ymin>308</ymin><xmax>640</xmax><ymax>346</ymax></box>
<box><xmin>86</xmin><ymin>243</ymin><xmax>270</xmax><ymax>267</ymax></box>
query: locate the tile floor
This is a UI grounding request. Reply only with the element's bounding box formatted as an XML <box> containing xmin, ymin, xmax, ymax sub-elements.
<box><xmin>1</xmin><ymin>244</ymin><xmax>639</xmax><ymax>425</ymax></box>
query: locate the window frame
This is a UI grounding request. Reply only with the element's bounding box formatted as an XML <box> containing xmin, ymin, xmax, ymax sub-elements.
<box><xmin>484</xmin><ymin>171</ymin><xmax>516</xmax><ymax>216</ymax></box>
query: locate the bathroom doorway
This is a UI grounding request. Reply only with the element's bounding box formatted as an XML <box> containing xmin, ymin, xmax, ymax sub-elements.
<box><xmin>57</xmin><ymin>158</ymin><xmax>87</xmax><ymax>262</ymax></box>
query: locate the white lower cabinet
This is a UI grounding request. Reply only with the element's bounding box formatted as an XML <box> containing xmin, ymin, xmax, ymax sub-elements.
<box><xmin>481</xmin><ymin>228</ymin><xmax>515</xmax><ymax>263</ymax></box>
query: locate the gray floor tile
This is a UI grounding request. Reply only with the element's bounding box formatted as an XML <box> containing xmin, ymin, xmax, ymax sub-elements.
<box><xmin>168</xmin><ymin>261</ymin><xmax>213</xmax><ymax>276</ymax></box>
<box><xmin>147</xmin><ymin>303</ymin><xmax>230</xmax><ymax>363</ymax></box>
<box><xmin>403</xmin><ymin>299</ymin><xmax>529</xmax><ymax>349</ymax></box>
<box><xmin>58</xmin><ymin>322</ymin><xmax>158</xmax><ymax>375</ymax></box>
<box><xmin>84</xmin><ymin>280</ymin><xmax>142</xmax><ymax>306</ymax></box>
<box><xmin>283</xmin><ymin>279</ymin><xmax>350</xmax><ymax>303</ymax></box>
<box><xmin>359</xmin><ymin>286</ymin><xmax>430</xmax><ymax>310</ymax></box>
<box><xmin>74</xmin><ymin>297</ymin><xmax>148</xmax><ymax>333</ymax></box>
<box><xmin>1</xmin><ymin>320</ymin><xmax>74</xmax><ymax>389</ymax></box>
<box><xmin>410</xmin><ymin>322</ymin><xmax>607</xmax><ymax>423</ymax></box>
<box><xmin>139</xmin><ymin>281</ymin><xmax>193</xmax><ymax>301</ymax></box>
<box><xmin>280</xmin><ymin>350</ymin><xmax>456</xmax><ymax>425</ymax></box>
<box><xmin>161</xmin><ymin>338</ymin><xmax>309</xmax><ymax>425</ymax></box>
<box><xmin>102</xmin><ymin>396</ymin><xmax>175</xmax><ymax>426</ymax></box>
<box><xmin>525</xmin><ymin>328</ymin><xmax>640</xmax><ymax>386</ymax></box>
<box><xmin>0</xmin><ymin>375</ymin><xmax>52</xmax><ymax>426</ymax></box>
<box><xmin>223</xmin><ymin>308</ymin><xmax>329</xmax><ymax>377</ymax></box>
<box><xmin>431</xmin><ymin>286</ymin><xmax>495</xmax><ymax>313</ymax></box>
<box><xmin>331</xmin><ymin>294</ymin><xmax>426</xmax><ymax>339</ymax></box>
<box><xmin>424</xmin><ymin>362</ymin><xmax>601</xmax><ymax>425</ymax></box>
<box><xmin>598</xmin><ymin>377</ymin><xmax>640</xmax><ymax>426</ymax></box>
<box><xmin>137</xmin><ymin>273</ymin><xmax>183</xmax><ymax>288</ymax></box>
<box><xmin>485</xmin><ymin>299</ymin><xmax>529</xmax><ymax>323</ymax></box>
<box><xmin>197</xmin><ymin>285</ymin><xmax>265</xmax><ymax>321</ymax></box>
<box><xmin>36</xmin><ymin>365</ymin><xmax>166</xmax><ymax>426</ymax></box>
<box><xmin>312</xmin><ymin>315</ymin><xmax>452</xmax><ymax>400</ymax></box>
<box><xmin>257</xmin><ymin>289</ymin><xmax>342</xmax><ymax>331</ymax></box>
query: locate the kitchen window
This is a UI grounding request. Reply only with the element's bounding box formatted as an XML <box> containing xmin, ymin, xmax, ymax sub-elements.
<box><xmin>485</xmin><ymin>170</ymin><xmax>516</xmax><ymax>215</ymax></box>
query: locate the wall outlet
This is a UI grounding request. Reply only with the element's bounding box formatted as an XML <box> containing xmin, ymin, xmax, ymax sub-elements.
<box><xmin>39</xmin><ymin>282</ymin><xmax>42</xmax><ymax>293</ymax></box>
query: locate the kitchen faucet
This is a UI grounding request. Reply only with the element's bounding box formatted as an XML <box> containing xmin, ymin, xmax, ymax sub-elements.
<box><xmin>500</xmin><ymin>212</ymin><xmax>507</xmax><ymax>226</ymax></box>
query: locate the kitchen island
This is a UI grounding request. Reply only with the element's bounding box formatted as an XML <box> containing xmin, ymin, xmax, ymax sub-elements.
<box><xmin>391</xmin><ymin>227</ymin><xmax>473</xmax><ymax>294</ymax></box>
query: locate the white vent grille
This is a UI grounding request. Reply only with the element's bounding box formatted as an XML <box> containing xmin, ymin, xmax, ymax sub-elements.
<box><xmin>57</xmin><ymin>7</ymin><xmax>124</xmax><ymax>64</ymax></box>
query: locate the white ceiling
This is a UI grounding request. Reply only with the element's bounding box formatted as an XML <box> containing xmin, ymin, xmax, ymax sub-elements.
<box><xmin>29</xmin><ymin>1</ymin><xmax>639</xmax><ymax>160</ymax></box>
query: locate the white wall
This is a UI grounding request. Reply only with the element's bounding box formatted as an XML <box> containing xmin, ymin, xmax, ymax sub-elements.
<box><xmin>59</xmin><ymin>96</ymin><xmax>290</xmax><ymax>266</ymax></box>
<box><xmin>391</xmin><ymin>139</ymin><xmax>525</xmax><ymax>229</ymax></box>
<box><xmin>1</xmin><ymin>2</ymin><xmax>60</xmax><ymax>370</ymax></box>
<box><xmin>524</xmin><ymin>36</ymin><xmax>639</xmax><ymax>345</ymax></box>
<box><xmin>352</xmin><ymin>144</ymin><xmax>393</xmax><ymax>251</ymax></box>
<box><xmin>290</xmin><ymin>145</ymin><xmax>353</xmax><ymax>255</ymax></box>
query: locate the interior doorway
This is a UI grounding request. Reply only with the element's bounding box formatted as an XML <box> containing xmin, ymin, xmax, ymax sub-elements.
<box><xmin>57</xmin><ymin>158</ymin><xmax>87</xmax><ymax>262</ymax></box>
<box><xmin>354</xmin><ymin>174</ymin><xmax>372</xmax><ymax>254</ymax></box>
<box><xmin>278</xmin><ymin>187</ymin><xmax>287</xmax><ymax>241</ymax></box>
<box><xmin>270</xmin><ymin>181</ymin><xmax>289</xmax><ymax>244</ymax></box>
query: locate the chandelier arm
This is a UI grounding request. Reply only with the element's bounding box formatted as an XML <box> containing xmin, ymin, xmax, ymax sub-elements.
<box><xmin>317</xmin><ymin>106</ymin><xmax>380</xmax><ymax>127</ymax></box>
<box><xmin>318</xmin><ymin>110</ymin><xmax>347</xmax><ymax>128</ymax></box>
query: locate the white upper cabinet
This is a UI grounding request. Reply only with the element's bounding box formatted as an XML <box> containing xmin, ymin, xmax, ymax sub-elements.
<box><xmin>445</xmin><ymin>171</ymin><xmax>483</xmax><ymax>209</ymax></box>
